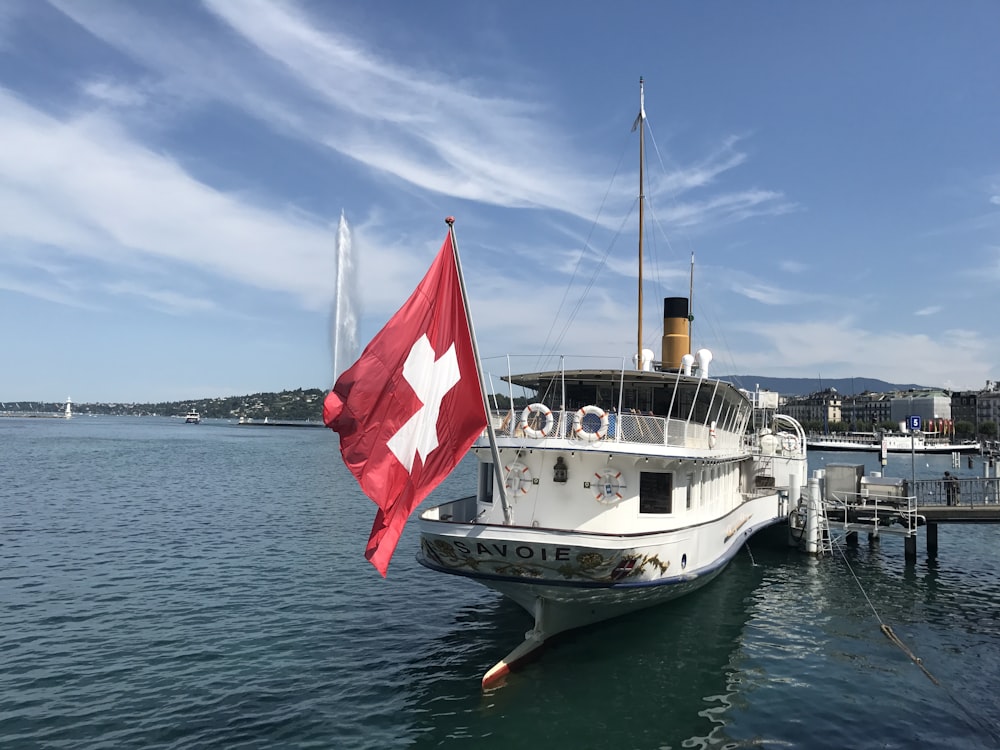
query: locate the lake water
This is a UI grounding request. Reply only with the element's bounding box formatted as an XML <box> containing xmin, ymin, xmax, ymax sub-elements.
<box><xmin>2</xmin><ymin>417</ymin><xmax>999</xmax><ymax>749</ymax></box>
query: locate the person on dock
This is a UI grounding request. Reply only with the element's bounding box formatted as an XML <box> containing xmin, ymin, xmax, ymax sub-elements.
<box><xmin>944</xmin><ymin>471</ymin><xmax>960</xmax><ymax>506</ymax></box>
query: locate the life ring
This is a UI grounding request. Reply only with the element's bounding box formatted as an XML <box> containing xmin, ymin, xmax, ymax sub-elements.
<box><xmin>519</xmin><ymin>403</ymin><xmax>553</xmax><ymax>439</ymax></box>
<box><xmin>503</xmin><ymin>461</ymin><xmax>532</xmax><ymax>495</ymax></box>
<box><xmin>594</xmin><ymin>469</ymin><xmax>626</xmax><ymax>504</ymax></box>
<box><xmin>781</xmin><ymin>434</ymin><xmax>798</xmax><ymax>453</ymax></box>
<box><xmin>708</xmin><ymin>420</ymin><xmax>717</xmax><ymax>448</ymax></box>
<box><xmin>573</xmin><ymin>405</ymin><xmax>608</xmax><ymax>442</ymax></box>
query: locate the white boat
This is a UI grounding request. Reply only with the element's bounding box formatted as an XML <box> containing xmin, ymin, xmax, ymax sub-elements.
<box><xmin>184</xmin><ymin>409</ymin><xmax>201</xmax><ymax>424</ymax></box>
<box><xmin>807</xmin><ymin>433</ymin><xmax>980</xmax><ymax>454</ymax></box>
<box><xmin>416</xmin><ymin>79</ymin><xmax>809</xmax><ymax>688</ymax></box>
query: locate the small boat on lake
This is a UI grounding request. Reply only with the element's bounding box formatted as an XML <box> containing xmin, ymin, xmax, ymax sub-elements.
<box><xmin>184</xmin><ymin>409</ymin><xmax>201</xmax><ymax>424</ymax></box>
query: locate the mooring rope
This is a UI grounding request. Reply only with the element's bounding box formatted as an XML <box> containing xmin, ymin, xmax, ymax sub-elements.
<box><xmin>878</xmin><ymin>623</ymin><xmax>939</xmax><ymax>685</ymax></box>
<box><xmin>828</xmin><ymin>533</ymin><xmax>1000</xmax><ymax>745</ymax></box>
<box><xmin>828</xmin><ymin>533</ymin><xmax>939</xmax><ymax>683</ymax></box>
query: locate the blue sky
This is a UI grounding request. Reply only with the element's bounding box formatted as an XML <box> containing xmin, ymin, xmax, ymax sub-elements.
<box><xmin>2</xmin><ymin>1</ymin><xmax>999</xmax><ymax>402</ymax></box>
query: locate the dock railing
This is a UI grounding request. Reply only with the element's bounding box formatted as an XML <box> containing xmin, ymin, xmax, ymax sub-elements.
<box><xmin>825</xmin><ymin>490</ymin><xmax>920</xmax><ymax>537</ymax></box>
<box><xmin>911</xmin><ymin>477</ymin><xmax>1000</xmax><ymax>507</ymax></box>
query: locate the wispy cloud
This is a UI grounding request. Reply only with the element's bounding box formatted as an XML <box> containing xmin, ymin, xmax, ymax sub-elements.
<box><xmin>51</xmin><ymin>0</ymin><xmax>787</xmax><ymax>233</ymax></box>
<box><xmin>0</xmin><ymin>271</ymin><xmax>98</xmax><ymax>309</ymax></box>
<box><xmin>0</xmin><ymin>87</ymin><xmax>337</xmax><ymax>310</ymax></box>
<box><xmin>915</xmin><ymin>305</ymin><xmax>941</xmax><ymax>316</ymax></box>
<box><xmin>661</xmin><ymin>189</ymin><xmax>793</xmax><ymax>229</ymax></box>
<box><xmin>81</xmin><ymin>77</ymin><xmax>148</xmax><ymax>108</ymax></box>
<box><xmin>779</xmin><ymin>260</ymin><xmax>807</xmax><ymax>273</ymax></box>
<box><xmin>724</xmin><ymin>270</ymin><xmax>819</xmax><ymax>307</ymax></box>
<box><xmin>103</xmin><ymin>281</ymin><xmax>217</xmax><ymax>316</ymax></box>
<box><xmin>729</xmin><ymin>317</ymin><xmax>995</xmax><ymax>390</ymax></box>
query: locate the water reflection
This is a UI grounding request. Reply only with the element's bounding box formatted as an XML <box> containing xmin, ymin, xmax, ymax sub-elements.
<box><xmin>404</xmin><ymin>550</ymin><xmax>767</xmax><ymax>749</ymax></box>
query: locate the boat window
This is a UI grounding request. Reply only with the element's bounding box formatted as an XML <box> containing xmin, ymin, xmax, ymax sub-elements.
<box><xmin>686</xmin><ymin>472</ymin><xmax>695</xmax><ymax>510</ymax></box>
<box><xmin>639</xmin><ymin>471</ymin><xmax>673</xmax><ymax>514</ymax></box>
<box><xmin>478</xmin><ymin>462</ymin><xmax>495</xmax><ymax>504</ymax></box>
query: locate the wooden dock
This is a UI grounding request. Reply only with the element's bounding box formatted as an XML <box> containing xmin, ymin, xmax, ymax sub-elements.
<box><xmin>916</xmin><ymin>505</ymin><xmax>1000</xmax><ymax>523</ymax></box>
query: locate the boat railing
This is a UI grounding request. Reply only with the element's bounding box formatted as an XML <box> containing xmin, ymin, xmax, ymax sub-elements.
<box><xmin>488</xmin><ymin>408</ymin><xmax>739</xmax><ymax>450</ymax></box>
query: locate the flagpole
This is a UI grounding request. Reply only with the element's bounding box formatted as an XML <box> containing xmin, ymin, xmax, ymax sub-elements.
<box><xmin>445</xmin><ymin>217</ymin><xmax>513</xmax><ymax>525</ymax></box>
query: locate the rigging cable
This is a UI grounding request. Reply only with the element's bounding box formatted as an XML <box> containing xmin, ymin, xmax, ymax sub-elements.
<box><xmin>644</xmin><ymin>119</ymin><xmax>750</xmax><ymax>382</ymax></box>
<box><xmin>536</xmin><ymin>132</ymin><xmax>633</xmax><ymax>369</ymax></box>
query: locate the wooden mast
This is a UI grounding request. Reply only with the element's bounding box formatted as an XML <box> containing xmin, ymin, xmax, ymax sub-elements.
<box><xmin>637</xmin><ymin>76</ymin><xmax>645</xmax><ymax>369</ymax></box>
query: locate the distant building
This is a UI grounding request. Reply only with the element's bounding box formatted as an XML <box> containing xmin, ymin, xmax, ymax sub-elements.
<box><xmin>841</xmin><ymin>392</ymin><xmax>892</xmax><ymax>429</ymax></box>
<box><xmin>977</xmin><ymin>382</ymin><xmax>1000</xmax><ymax>435</ymax></box>
<box><xmin>888</xmin><ymin>389</ymin><xmax>951</xmax><ymax>430</ymax></box>
<box><xmin>951</xmin><ymin>390</ymin><xmax>979</xmax><ymax>430</ymax></box>
<box><xmin>779</xmin><ymin>388</ymin><xmax>842</xmax><ymax>427</ymax></box>
<box><xmin>779</xmin><ymin>380</ymin><xmax>1000</xmax><ymax>435</ymax></box>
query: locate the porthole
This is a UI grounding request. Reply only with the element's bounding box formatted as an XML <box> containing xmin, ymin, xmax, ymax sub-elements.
<box><xmin>681</xmin><ymin>553</ymin><xmax>687</xmax><ymax>570</ymax></box>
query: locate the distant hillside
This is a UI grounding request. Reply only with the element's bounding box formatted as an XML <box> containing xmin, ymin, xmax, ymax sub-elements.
<box><xmin>5</xmin><ymin>378</ymin><xmax>944</xmax><ymax>419</ymax></box>
<box><xmin>3</xmin><ymin>388</ymin><xmax>327</xmax><ymax>421</ymax></box>
<box><xmin>718</xmin><ymin>376</ymin><xmax>933</xmax><ymax>397</ymax></box>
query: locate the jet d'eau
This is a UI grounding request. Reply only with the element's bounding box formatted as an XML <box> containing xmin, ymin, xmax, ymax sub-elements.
<box><xmin>330</xmin><ymin>211</ymin><xmax>360</xmax><ymax>384</ymax></box>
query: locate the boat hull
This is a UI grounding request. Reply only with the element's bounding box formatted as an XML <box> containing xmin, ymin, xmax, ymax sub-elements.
<box><xmin>418</xmin><ymin>492</ymin><xmax>786</xmax><ymax>636</ymax></box>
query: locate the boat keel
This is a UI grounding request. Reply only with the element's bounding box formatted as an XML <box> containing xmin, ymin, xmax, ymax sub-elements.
<box><xmin>481</xmin><ymin>596</ymin><xmax>548</xmax><ymax>689</ymax></box>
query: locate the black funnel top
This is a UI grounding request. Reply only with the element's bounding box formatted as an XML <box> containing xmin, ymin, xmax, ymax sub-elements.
<box><xmin>663</xmin><ymin>297</ymin><xmax>689</xmax><ymax>319</ymax></box>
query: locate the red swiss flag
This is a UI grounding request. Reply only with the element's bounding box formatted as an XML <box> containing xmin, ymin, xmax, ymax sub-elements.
<box><xmin>323</xmin><ymin>230</ymin><xmax>486</xmax><ymax>575</ymax></box>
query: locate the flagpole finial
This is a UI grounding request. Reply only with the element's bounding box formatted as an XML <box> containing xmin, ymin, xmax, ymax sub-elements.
<box><xmin>445</xmin><ymin>216</ymin><xmax>455</xmax><ymax>226</ymax></box>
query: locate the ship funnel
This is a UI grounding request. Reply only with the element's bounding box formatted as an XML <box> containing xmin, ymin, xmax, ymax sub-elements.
<box><xmin>695</xmin><ymin>348</ymin><xmax>713</xmax><ymax>379</ymax></box>
<box><xmin>661</xmin><ymin>297</ymin><xmax>690</xmax><ymax>370</ymax></box>
<box><xmin>681</xmin><ymin>354</ymin><xmax>694</xmax><ymax>376</ymax></box>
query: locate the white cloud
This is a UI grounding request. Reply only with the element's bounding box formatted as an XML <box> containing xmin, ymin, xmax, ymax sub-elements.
<box><xmin>0</xmin><ymin>271</ymin><xmax>98</xmax><ymax>309</ymax></box>
<box><xmin>51</xmin><ymin>0</ymin><xmax>788</xmax><ymax>232</ymax></box>
<box><xmin>103</xmin><ymin>281</ymin><xmax>217</xmax><ymax>315</ymax></box>
<box><xmin>81</xmin><ymin>77</ymin><xmax>148</xmax><ymax>108</ymax></box>
<box><xmin>0</xmin><ymin>88</ymin><xmax>337</xmax><ymax>310</ymax></box>
<box><xmin>729</xmin><ymin>317</ymin><xmax>994</xmax><ymax>391</ymax></box>
<box><xmin>779</xmin><ymin>260</ymin><xmax>806</xmax><ymax>273</ymax></box>
<box><xmin>914</xmin><ymin>305</ymin><xmax>941</xmax><ymax>316</ymax></box>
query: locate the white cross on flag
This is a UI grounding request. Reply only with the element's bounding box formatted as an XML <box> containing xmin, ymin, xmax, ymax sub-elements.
<box><xmin>323</xmin><ymin>230</ymin><xmax>486</xmax><ymax>576</ymax></box>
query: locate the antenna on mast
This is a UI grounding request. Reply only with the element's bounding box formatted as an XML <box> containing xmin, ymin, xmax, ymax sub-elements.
<box><xmin>636</xmin><ymin>76</ymin><xmax>645</xmax><ymax>369</ymax></box>
<box><xmin>688</xmin><ymin>252</ymin><xmax>694</xmax><ymax>350</ymax></box>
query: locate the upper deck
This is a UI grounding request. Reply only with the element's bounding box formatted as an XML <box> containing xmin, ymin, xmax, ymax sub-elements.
<box><xmin>485</xmin><ymin>366</ymin><xmax>755</xmax><ymax>455</ymax></box>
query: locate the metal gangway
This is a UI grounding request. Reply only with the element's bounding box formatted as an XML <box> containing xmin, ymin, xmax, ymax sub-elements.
<box><xmin>791</xmin><ymin>467</ymin><xmax>922</xmax><ymax>558</ymax></box>
<box><xmin>806</xmin><ymin>466</ymin><xmax>1000</xmax><ymax>560</ymax></box>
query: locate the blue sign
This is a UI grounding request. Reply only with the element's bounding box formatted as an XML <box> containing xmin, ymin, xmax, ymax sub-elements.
<box><xmin>907</xmin><ymin>415</ymin><xmax>922</xmax><ymax>431</ymax></box>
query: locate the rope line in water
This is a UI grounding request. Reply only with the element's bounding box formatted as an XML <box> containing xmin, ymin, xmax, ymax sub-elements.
<box><xmin>879</xmin><ymin>623</ymin><xmax>939</xmax><ymax>685</ymax></box>
<box><xmin>828</xmin><ymin>533</ymin><xmax>939</xmax><ymax>683</ymax></box>
<box><xmin>828</xmin><ymin>532</ymin><xmax>1000</xmax><ymax>745</ymax></box>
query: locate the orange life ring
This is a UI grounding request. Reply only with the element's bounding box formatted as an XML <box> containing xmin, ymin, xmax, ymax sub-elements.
<box><xmin>519</xmin><ymin>403</ymin><xmax>553</xmax><ymax>439</ymax></box>
<box><xmin>573</xmin><ymin>405</ymin><xmax>608</xmax><ymax>442</ymax></box>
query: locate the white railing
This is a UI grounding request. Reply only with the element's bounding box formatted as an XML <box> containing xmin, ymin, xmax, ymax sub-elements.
<box><xmin>825</xmin><ymin>490</ymin><xmax>921</xmax><ymax>537</ymax></box>
<box><xmin>488</xmin><ymin>408</ymin><xmax>741</xmax><ymax>451</ymax></box>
